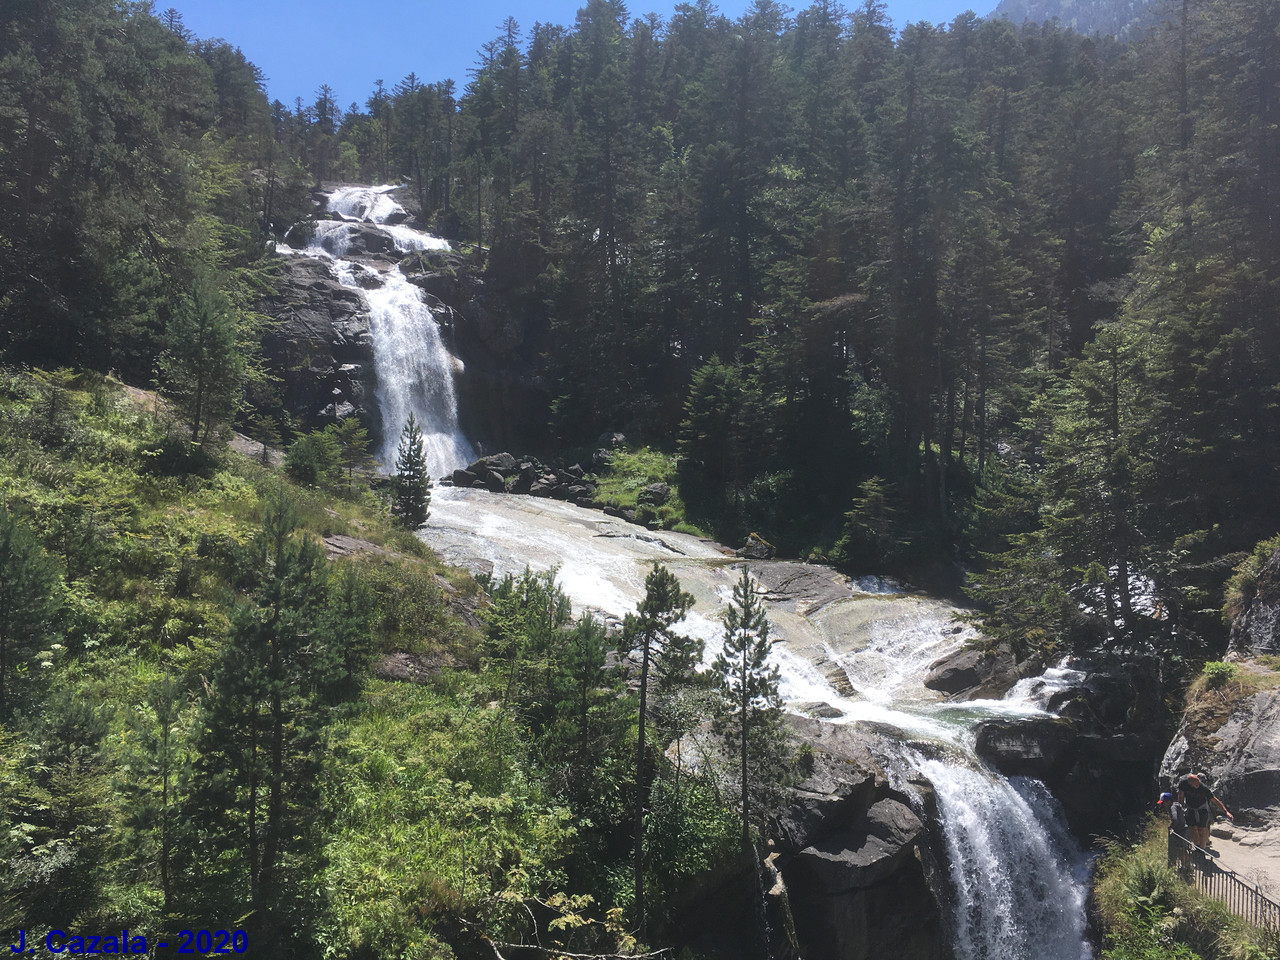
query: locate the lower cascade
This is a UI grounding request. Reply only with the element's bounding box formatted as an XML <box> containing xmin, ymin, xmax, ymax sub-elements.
<box><xmin>919</xmin><ymin>760</ymin><xmax>1091</xmax><ymax>960</ymax></box>
<box><xmin>423</xmin><ymin>487</ymin><xmax>1095</xmax><ymax>958</ymax></box>
<box><xmin>284</xmin><ymin>184</ymin><xmax>476</xmax><ymax>473</ymax></box>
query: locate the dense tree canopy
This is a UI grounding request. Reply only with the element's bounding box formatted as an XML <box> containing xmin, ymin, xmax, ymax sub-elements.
<box><xmin>2</xmin><ymin>0</ymin><xmax>1280</xmax><ymax>952</ymax></box>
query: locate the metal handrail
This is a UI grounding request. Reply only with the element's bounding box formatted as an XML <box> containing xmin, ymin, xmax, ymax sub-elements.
<box><xmin>1168</xmin><ymin>831</ymin><xmax>1280</xmax><ymax>930</ymax></box>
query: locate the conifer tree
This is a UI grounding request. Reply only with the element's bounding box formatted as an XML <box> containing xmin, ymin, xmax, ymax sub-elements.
<box><xmin>333</xmin><ymin>416</ymin><xmax>374</xmax><ymax>492</ymax></box>
<box><xmin>713</xmin><ymin>567</ymin><xmax>785</xmax><ymax>848</ymax></box>
<box><xmin>157</xmin><ymin>272</ymin><xmax>247</xmax><ymax>444</ymax></box>
<box><xmin>0</xmin><ymin>506</ymin><xmax>64</xmax><ymax>719</ymax></box>
<box><xmin>619</xmin><ymin>563</ymin><xmax>698</xmax><ymax>936</ymax></box>
<box><xmin>188</xmin><ymin>489</ymin><xmax>371</xmax><ymax>942</ymax></box>
<box><xmin>391</xmin><ymin>413</ymin><xmax>430</xmax><ymax>528</ymax></box>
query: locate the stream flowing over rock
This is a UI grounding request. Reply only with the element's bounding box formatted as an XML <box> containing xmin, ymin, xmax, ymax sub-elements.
<box><xmin>421</xmin><ymin>487</ymin><xmax>1098</xmax><ymax>960</ymax></box>
<box><xmin>264</xmin><ymin>183</ymin><xmax>550</xmax><ymax>456</ymax></box>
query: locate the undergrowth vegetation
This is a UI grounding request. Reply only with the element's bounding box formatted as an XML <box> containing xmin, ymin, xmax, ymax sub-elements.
<box><xmin>593</xmin><ymin>445</ymin><xmax>708</xmax><ymax>537</ymax></box>
<box><xmin>1094</xmin><ymin>823</ymin><xmax>1280</xmax><ymax>960</ymax></box>
<box><xmin>0</xmin><ymin>368</ymin><xmax>748</xmax><ymax>957</ymax></box>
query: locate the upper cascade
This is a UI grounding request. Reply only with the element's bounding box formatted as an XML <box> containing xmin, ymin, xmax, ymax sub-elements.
<box><xmin>280</xmin><ymin>184</ymin><xmax>476</xmax><ymax>475</ymax></box>
<box><xmin>326</xmin><ymin>184</ymin><xmax>411</xmax><ymax>223</ymax></box>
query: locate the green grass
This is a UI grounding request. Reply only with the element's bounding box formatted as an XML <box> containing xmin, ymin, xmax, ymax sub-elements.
<box><xmin>0</xmin><ymin>367</ymin><xmax>478</xmax><ymax>658</ymax></box>
<box><xmin>593</xmin><ymin>446</ymin><xmax>709</xmax><ymax>538</ymax></box>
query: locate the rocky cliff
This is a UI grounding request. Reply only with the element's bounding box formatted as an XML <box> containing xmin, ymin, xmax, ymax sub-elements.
<box><xmin>1159</xmin><ymin>544</ymin><xmax>1280</xmax><ymax>823</ymax></box>
<box><xmin>1229</xmin><ymin>543</ymin><xmax>1280</xmax><ymax>658</ymax></box>
<box><xmin>259</xmin><ymin>185</ymin><xmax>550</xmax><ymax>452</ymax></box>
<box><xmin>676</xmin><ymin>718</ymin><xmax>945</xmax><ymax>960</ymax></box>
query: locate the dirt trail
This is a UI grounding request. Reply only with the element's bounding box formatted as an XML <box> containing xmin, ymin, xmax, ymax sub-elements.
<box><xmin>1211</xmin><ymin>819</ymin><xmax>1280</xmax><ymax>899</ymax></box>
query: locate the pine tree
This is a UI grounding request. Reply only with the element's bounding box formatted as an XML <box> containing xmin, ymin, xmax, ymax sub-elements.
<box><xmin>391</xmin><ymin>413</ymin><xmax>430</xmax><ymax>528</ymax></box>
<box><xmin>157</xmin><ymin>272</ymin><xmax>247</xmax><ymax>444</ymax></box>
<box><xmin>188</xmin><ymin>489</ymin><xmax>370</xmax><ymax>943</ymax></box>
<box><xmin>0</xmin><ymin>507</ymin><xmax>64</xmax><ymax>718</ymax></box>
<box><xmin>333</xmin><ymin>416</ymin><xmax>374</xmax><ymax>492</ymax></box>
<box><xmin>713</xmin><ymin>566</ymin><xmax>785</xmax><ymax>848</ymax></box>
<box><xmin>618</xmin><ymin>563</ymin><xmax>698</xmax><ymax>936</ymax></box>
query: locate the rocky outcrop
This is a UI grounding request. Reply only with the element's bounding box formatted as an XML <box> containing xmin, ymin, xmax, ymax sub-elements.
<box><xmin>400</xmin><ymin>247</ymin><xmax>552</xmax><ymax>452</ymax></box>
<box><xmin>261</xmin><ymin>254</ymin><xmax>377</xmax><ymax>430</ymax></box>
<box><xmin>976</xmin><ymin>715</ymin><xmax>1157</xmax><ymax>838</ymax></box>
<box><xmin>1160</xmin><ymin>674</ymin><xmax>1280</xmax><ymax>824</ymax></box>
<box><xmin>922</xmin><ymin>644</ymin><xmax>1024</xmax><ymax>698</ymax></box>
<box><xmin>974</xmin><ymin>652</ymin><xmax>1168</xmax><ymax>838</ymax></box>
<box><xmin>739</xmin><ymin>532</ymin><xmax>778</xmax><ymax>560</ymax></box>
<box><xmin>446</xmin><ymin>452</ymin><xmax>600</xmax><ymax>506</ymax></box>
<box><xmin>1229</xmin><ymin>546</ymin><xmax>1280</xmax><ymax>657</ymax></box>
<box><xmin>1159</xmin><ymin>543</ymin><xmax>1280</xmax><ymax>822</ymax></box>
<box><xmin>778</xmin><ymin>719</ymin><xmax>944</xmax><ymax>960</ymax></box>
<box><xmin>675</xmin><ymin>718</ymin><xmax>943</xmax><ymax>960</ymax></box>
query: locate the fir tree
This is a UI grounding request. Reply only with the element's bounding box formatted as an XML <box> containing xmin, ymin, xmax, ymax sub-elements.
<box><xmin>391</xmin><ymin>413</ymin><xmax>430</xmax><ymax>528</ymax></box>
<box><xmin>713</xmin><ymin>566</ymin><xmax>786</xmax><ymax>848</ymax></box>
<box><xmin>156</xmin><ymin>272</ymin><xmax>247</xmax><ymax>444</ymax></box>
<box><xmin>619</xmin><ymin>563</ymin><xmax>698</xmax><ymax>936</ymax></box>
<box><xmin>0</xmin><ymin>507</ymin><xmax>64</xmax><ymax>718</ymax></box>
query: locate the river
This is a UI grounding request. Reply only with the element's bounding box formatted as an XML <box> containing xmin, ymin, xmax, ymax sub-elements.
<box><xmin>292</xmin><ymin>182</ymin><xmax>1094</xmax><ymax>959</ymax></box>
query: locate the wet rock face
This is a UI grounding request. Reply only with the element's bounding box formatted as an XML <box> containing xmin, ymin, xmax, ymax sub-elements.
<box><xmin>777</xmin><ymin>720</ymin><xmax>944</xmax><ymax>960</ymax></box>
<box><xmin>1230</xmin><ymin>547</ymin><xmax>1280</xmax><ymax>656</ymax></box>
<box><xmin>674</xmin><ymin>718</ymin><xmax>944</xmax><ymax>960</ymax></box>
<box><xmin>793</xmin><ymin>799</ymin><xmax>923</xmax><ymax>891</ymax></box>
<box><xmin>976</xmin><ymin>716</ymin><xmax>1157</xmax><ymax>838</ymax></box>
<box><xmin>260</xmin><ymin>254</ymin><xmax>378</xmax><ymax>431</ymax></box>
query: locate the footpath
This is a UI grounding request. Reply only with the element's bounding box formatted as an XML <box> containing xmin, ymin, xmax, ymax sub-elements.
<box><xmin>1211</xmin><ymin>820</ymin><xmax>1280</xmax><ymax>899</ymax></box>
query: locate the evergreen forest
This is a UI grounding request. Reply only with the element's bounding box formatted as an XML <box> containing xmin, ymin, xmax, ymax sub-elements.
<box><xmin>2</xmin><ymin>0</ymin><xmax>1280</xmax><ymax>956</ymax></box>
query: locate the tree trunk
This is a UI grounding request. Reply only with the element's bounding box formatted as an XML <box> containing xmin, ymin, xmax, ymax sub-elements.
<box><xmin>633</xmin><ymin>637</ymin><xmax>651</xmax><ymax>937</ymax></box>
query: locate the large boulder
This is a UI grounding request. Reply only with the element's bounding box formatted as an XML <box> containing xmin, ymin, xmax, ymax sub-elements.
<box><xmin>975</xmin><ymin>717</ymin><xmax>1078</xmax><ymax>780</ymax></box>
<box><xmin>793</xmin><ymin>799</ymin><xmax>923</xmax><ymax>892</ymax></box>
<box><xmin>924</xmin><ymin>647</ymin><xmax>996</xmax><ymax>694</ymax></box>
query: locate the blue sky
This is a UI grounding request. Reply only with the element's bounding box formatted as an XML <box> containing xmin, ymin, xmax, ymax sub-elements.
<box><xmin>168</xmin><ymin>0</ymin><xmax>986</xmax><ymax>109</ymax></box>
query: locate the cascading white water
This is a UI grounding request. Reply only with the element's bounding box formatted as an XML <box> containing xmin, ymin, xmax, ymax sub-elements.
<box><xmin>420</xmin><ymin>487</ymin><xmax>1095</xmax><ymax>958</ymax></box>
<box><xmin>365</xmin><ymin>269</ymin><xmax>475</xmax><ymax>474</ymax></box>
<box><xmin>918</xmin><ymin>759</ymin><xmax>1092</xmax><ymax>960</ymax></box>
<box><xmin>284</xmin><ymin>184</ymin><xmax>476</xmax><ymax>474</ymax></box>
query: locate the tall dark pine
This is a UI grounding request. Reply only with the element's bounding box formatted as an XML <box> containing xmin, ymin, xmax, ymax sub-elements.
<box><xmin>713</xmin><ymin>566</ymin><xmax>782</xmax><ymax>848</ymax></box>
<box><xmin>190</xmin><ymin>490</ymin><xmax>329</xmax><ymax>941</ymax></box>
<box><xmin>619</xmin><ymin>563</ymin><xmax>697</xmax><ymax>937</ymax></box>
<box><xmin>391</xmin><ymin>413</ymin><xmax>430</xmax><ymax>528</ymax></box>
<box><xmin>0</xmin><ymin>507</ymin><xmax>63</xmax><ymax>718</ymax></box>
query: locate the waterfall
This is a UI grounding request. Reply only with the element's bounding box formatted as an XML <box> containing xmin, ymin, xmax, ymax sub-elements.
<box><xmin>420</xmin><ymin>489</ymin><xmax>1096</xmax><ymax>957</ymax></box>
<box><xmin>286</xmin><ymin>184</ymin><xmax>476</xmax><ymax>474</ymax></box>
<box><xmin>917</xmin><ymin>759</ymin><xmax>1092</xmax><ymax>960</ymax></box>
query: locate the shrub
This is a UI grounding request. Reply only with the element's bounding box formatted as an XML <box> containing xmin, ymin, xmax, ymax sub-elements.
<box><xmin>285</xmin><ymin>429</ymin><xmax>340</xmax><ymax>487</ymax></box>
<box><xmin>1201</xmin><ymin>661</ymin><xmax>1238</xmax><ymax>689</ymax></box>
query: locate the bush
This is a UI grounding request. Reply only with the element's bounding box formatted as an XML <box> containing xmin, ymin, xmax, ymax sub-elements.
<box><xmin>138</xmin><ymin>433</ymin><xmax>217</xmax><ymax>477</ymax></box>
<box><xmin>1201</xmin><ymin>661</ymin><xmax>1238</xmax><ymax>689</ymax></box>
<box><xmin>285</xmin><ymin>429</ymin><xmax>340</xmax><ymax>487</ymax></box>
